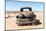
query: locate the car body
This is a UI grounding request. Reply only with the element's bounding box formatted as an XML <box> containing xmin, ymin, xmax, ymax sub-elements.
<box><xmin>16</xmin><ymin>7</ymin><xmax>41</xmax><ymax>26</ymax></box>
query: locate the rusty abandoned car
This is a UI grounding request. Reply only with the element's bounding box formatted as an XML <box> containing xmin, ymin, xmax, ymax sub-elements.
<box><xmin>16</xmin><ymin>7</ymin><xmax>41</xmax><ymax>26</ymax></box>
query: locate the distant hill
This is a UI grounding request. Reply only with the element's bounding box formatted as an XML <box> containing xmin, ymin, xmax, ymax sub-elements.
<box><xmin>6</xmin><ymin>11</ymin><xmax>43</xmax><ymax>14</ymax></box>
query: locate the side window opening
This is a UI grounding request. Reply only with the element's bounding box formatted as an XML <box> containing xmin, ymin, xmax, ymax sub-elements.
<box><xmin>20</xmin><ymin>7</ymin><xmax>32</xmax><ymax>12</ymax></box>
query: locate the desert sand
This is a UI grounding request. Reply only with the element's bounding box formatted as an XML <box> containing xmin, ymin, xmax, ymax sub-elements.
<box><xmin>6</xmin><ymin>11</ymin><xmax>44</xmax><ymax>30</ymax></box>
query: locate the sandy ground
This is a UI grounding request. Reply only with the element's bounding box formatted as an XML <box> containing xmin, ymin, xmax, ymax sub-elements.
<box><xmin>6</xmin><ymin>11</ymin><xmax>44</xmax><ymax>30</ymax></box>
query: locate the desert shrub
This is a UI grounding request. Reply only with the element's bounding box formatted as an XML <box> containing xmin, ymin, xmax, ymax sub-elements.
<box><xmin>17</xmin><ymin>18</ymin><xmax>34</xmax><ymax>22</ymax></box>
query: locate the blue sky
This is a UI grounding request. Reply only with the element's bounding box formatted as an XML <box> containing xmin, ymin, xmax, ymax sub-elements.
<box><xmin>6</xmin><ymin>0</ymin><xmax>44</xmax><ymax>11</ymax></box>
